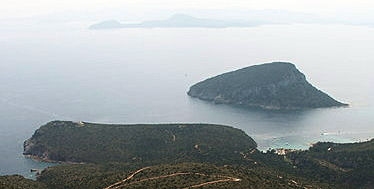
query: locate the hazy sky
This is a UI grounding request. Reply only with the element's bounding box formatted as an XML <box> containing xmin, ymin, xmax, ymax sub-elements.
<box><xmin>1</xmin><ymin>0</ymin><xmax>374</xmax><ymax>19</ymax></box>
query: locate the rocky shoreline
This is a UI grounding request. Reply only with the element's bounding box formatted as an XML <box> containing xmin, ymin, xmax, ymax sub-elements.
<box><xmin>188</xmin><ymin>62</ymin><xmax>348</xmax><ymax>110</ymax></box>
<box><xmin>23</xmin><ymin>132</ymin><xmax>85</xmax><ymax>165</ymax></box>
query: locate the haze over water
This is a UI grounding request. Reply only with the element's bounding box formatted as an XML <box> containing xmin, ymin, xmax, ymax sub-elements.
<box><xmin>0</xmin><ymin>23</ymin><xmax>373</xmax><ymax>178</ymax></box>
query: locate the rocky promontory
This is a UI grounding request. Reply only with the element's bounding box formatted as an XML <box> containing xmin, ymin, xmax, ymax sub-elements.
<box><xmin>15</xmin><ymin>121</ymin><xmax>374</xmax><ymax>189</ymax></box>
<box><xmin>23</xmin><ymin>121</ymin><xmax>257</xmax><ymax>165</ymax></box>
<box><xmin>188</xmin><ymin>62</ymin><xmax>347</xmax><ymax>110</ymax></box>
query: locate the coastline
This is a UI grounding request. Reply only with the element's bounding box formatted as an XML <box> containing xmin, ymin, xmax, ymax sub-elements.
<box><xmin>189</xmin><ymin>95</ymin><xmax>348</xmax><ymax>111</ymax></box>
<box><xmin>24</xmin><ymin>154</ymin><xmax>85</xmax><ymax>165</ymax></box>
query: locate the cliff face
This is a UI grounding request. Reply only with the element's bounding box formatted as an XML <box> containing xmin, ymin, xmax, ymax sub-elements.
<box><xmin>188</xmin><ymin>62</ymin><xmax>347</xmax><ymax>110</ymax></box>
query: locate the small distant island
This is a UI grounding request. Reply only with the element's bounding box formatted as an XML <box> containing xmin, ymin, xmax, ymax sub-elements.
<box><xmin>188</xmin><ymin>62</ymin><xmax>348</xmax><ymax>110</ymax></box>
<box><xmin>0</xmin><ymin>121</ymin><xmax>373</xmax><ymax>188</ymax></box>
<box><xmin>89</xmin><ymin>14</ymin><xmax>259</xmax><ymax>30</ymax></box>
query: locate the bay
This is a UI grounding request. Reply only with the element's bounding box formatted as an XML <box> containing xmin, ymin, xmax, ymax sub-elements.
<box><xmin>0</xmin><ymin>24</ymin><xmax>373</xmax><ymax>178</ymax></box>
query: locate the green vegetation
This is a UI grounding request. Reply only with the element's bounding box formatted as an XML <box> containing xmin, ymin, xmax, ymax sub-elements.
<box><xmin>188</xmin><ymin>62</ymin><xmax>347</xmax><ymax>110</ymax></box>
<box><xmin>0</xmin><ymin>175</ymin><xmax>47</xmax><ymax>189</ymax></box>
<box><xmin>287</xmin><ymin>139</ymin><xmax>374</xmax><ymax>188</ymax></box>
<box><xmin>24</xmin><ymin>121</ymin><xmax>256</xmax><ymax>165</ymax></box>
<box><xmin>1</xmin><ymin>121</ymin><xmax>371</xmax><ymax>188</ymax></box>
<box><xmin>36</xmin><ymin>162</ymin><xmax>332</xmax><ymax>189</ymax></box>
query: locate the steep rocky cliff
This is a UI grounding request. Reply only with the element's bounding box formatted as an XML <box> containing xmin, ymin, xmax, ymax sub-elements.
<box><xmin>188</xmin><ymin>62</ymin><xmax>347</xmax><ymax>110</ymax></box>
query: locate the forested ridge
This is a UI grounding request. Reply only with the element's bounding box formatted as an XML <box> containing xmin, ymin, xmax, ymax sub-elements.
<box><xmin>1</xmin><ymin>121</ymin><xmax>372</xmax><ymax>188</ymax></box>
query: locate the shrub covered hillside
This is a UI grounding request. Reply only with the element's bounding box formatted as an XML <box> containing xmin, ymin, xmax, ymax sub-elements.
<box><xmin>287</xmin><ymin>139</ymin><xmax>374</xmax><ymax>188</ymax></box>
<box><xmin>1</xmin><ymin>120</ymin><xmax>370</xmax><ymax>189</ymax></box>
<box><xmin>188</xmin><ymin>62</ymin><xmax>347</xmax><ymax>110</ymax></box>
<box><xmin>36</xmin><ymin>162</ymin><xmax>333</xmax><ymax>189</ymax></box>
<box><xmin>0</xmin><ymin>175</ymin><xmax>47</xmax><ymax>189</ymax></box>
<box><xmin>24</xmin><ymin>121</ymin><xmax>257</xmax><ymax>165</ymax></box>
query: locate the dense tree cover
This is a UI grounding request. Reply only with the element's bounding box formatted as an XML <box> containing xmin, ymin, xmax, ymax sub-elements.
<box><xmin>24</xmin><ymin>121</ymin><xmax>257</xmax><ymax>165</ymax></box>
<box><xmin>37</xmin><ymin>163</ymin><xmax>133</xmax><ymax>189</ymax></box>
<box><xmin>37</xmin><ymin>162</ymin><xmax>331</xmax><ymax>189</ymax></box>
<box><xmin>1</xmin><ymin>121</ymin><xmax>370</xmax><ymax>188</ymax></box>
<box><xmin>287</xmin><ymin>139</ymin><xmax>374</xmax><ymax>188</ymax></box>
<box><xmin>188</xmin><ymin>62</ymin><xmax>347</xmax><ymax>109</ymax></box>
<box><xmin>0</xmin><ymin>175</ymin><xmax>47</xmax><ymax>189</ymax></box>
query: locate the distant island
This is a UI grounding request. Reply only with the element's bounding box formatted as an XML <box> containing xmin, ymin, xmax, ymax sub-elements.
<box><xmin>188</xmin><ymin>62</ymin><xmax>348</xmax><ymax>110</ymax></box>
<box><xmin>0</xmin><ymin>120</ymin><xmax>373</xmax><ymax>188</ymax></box>
<box><xmin>89</xmin><ymin>14</ymin><xmax>260</xmax><ymax>29</ymax></box>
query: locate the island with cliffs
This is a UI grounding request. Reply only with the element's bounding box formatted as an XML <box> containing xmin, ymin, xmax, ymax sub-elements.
<box><xmin>188</xmin><ymin>62</ymin><xmax>348</xmax><ymax>110</ymax></box>
<box><xmin>1</xmin><ymin>121</ymin><xmax>373</xmax><ymax>189</ymax></box>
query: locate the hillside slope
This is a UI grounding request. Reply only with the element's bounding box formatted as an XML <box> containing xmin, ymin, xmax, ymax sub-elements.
<box><xmin>2</xmin><ymin>121</ymin><xmax>369</xmax><ymax>189</ymax></box>
<box><xmin>24</xmin><ymin>121</ymin><xmax>257</xmax><ymax>165</ymax></box>
<box><xmin>188</xmin><ymin>62</ymin><xmax>347</xmax><ymax>110</ymax></box>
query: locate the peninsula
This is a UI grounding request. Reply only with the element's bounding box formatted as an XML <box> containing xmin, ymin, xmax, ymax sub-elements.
<box><xmin>1</xmin><ymin>121</ymin><xmax>372</xmax><ymax>188</ymax></box>
<box><xmin>23</xmin><ymin>121</ymin><xmax>257</xmax><ymax>165</ymax></box>
<box><xmin>188</xmin><ymin>62</ymin><xmax>347</xmax><ymax>110</ymax></box>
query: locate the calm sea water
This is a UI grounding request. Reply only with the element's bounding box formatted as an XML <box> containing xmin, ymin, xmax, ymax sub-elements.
<box><xmin>0</xmin><ymin>24</ymin><xmax>373</xmax><ymax>178</ymax></box>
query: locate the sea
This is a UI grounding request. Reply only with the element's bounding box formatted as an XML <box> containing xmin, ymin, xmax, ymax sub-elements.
<box><xmin>0</xmin><ymin>23</ymin><xmax>373</xmax><ymax>179</ymax></box>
